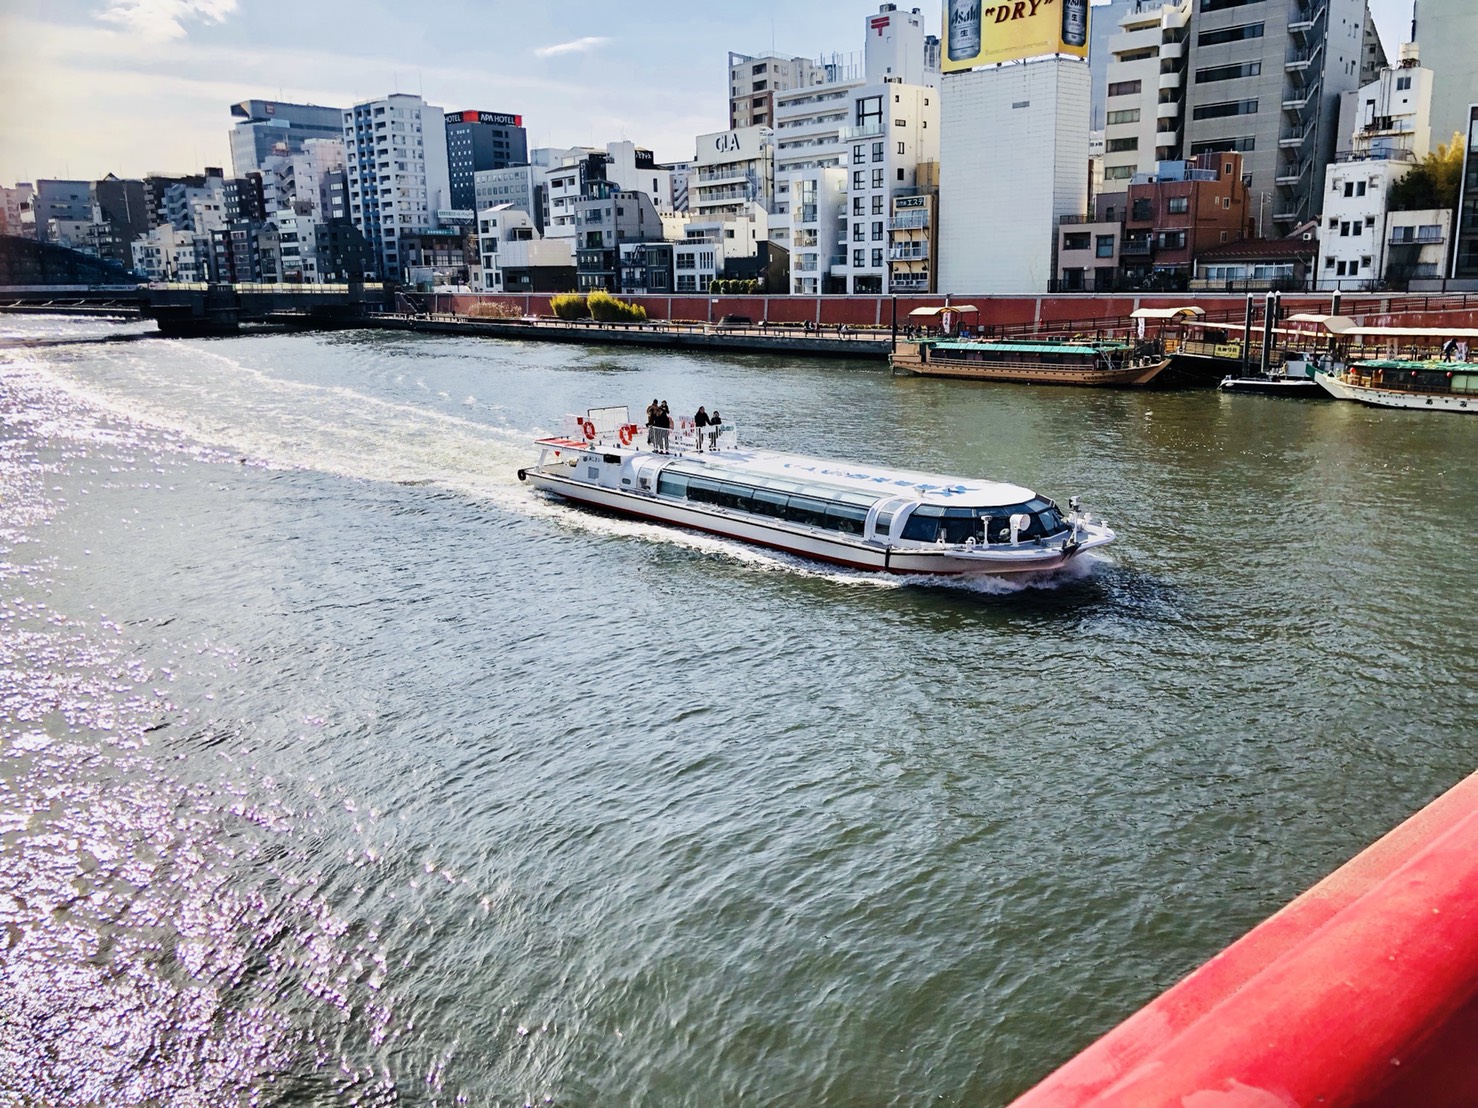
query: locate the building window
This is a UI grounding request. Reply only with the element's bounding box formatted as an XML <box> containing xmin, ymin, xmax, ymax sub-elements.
<box><xmin>1356</xmin><ymin>181</ymin><xmax>1367</xmax><ymax>196</ymax></box>
<box><xmin>1198</xmin><ymin>23</ymin><xmax>1264</xmax><ymax>47</ymax></box>
<box><xmin>1063</xmin><ymin>232</ymin><xmax>1091</xmax><ymax>250</ymax></box>
<box><xmin>1192</xmin><ymin>99</ymin><xmax>1259</xmax><ymax>121</ymax></box>
<box><xmin>853</xmin><ymin>196</ymin><xmax>865</xmax><ymax>215</ymax></box>
<box><xmin>1396</xmin><ymin>75</ymin><xmax>1412</xmax><ymax>90</ymax></box>
<box><xmin>853</xmin><ymin>248</ymin><xmax>865</xmax><ymax>267</ymax></box>
<box><xmin>1105</xmin><ymin>165</ymin><xmax>1135</xmax><ymax>180</ymax></box>
<box><xmin>897</xmin><ymin>141</ymin><xmax>905</xmax><ymax>155</ymax></box>
<box><xmin>1105</xmin><ymin>137</ymin><xmax>1139</xmax><ymax>153</ymax></box>
<box><xmin>1096</xmin><ymin>235</ymin><xmax>1115</xmax><ymax>257</ymax></box>
<box><xmin>872</xmin><ymin>220</ymin><xmax>884</xmax><ymax>240</ymax></box>
<box><xmin>857</xmin><ymin>95</ymin><xmax>882</xmax><ymax>130</ymax></box>
<box><xmin>1108</xmin><ymin>80</ymin><xmax>1142</xmax><ymax>97</ymax></box>
<box><xmin>1195</xmin><ymin>61</ymin><xmax>1262</xmax><ymax>83</ymax></box>
<box><xmin>853</xmin><ymin>171</ymin><xmax>865</xmax><ymax>189</ymax></box>
<box><xmin>1168</xmin><ymin>197</ymin><xmax>1189</xmax><ymax>214</ymax></box>
<box><xmin>1106</xmin><ymin>109</ymin><xmax>1141</xmax><ymax>126</ymax></box>
<box><xmin>872</xmin><ymin>169</ymin><xmax>884</xmax><ymax>188</ymax></box>
<box><xmin>871</xmin><ymin>248</ymin><xmax>883</xmax><ymax>267</ymax></box>
<box><xmin>872</xmin><ymin>141</ymin><xmax>884</xmax><ymax>161</ymax></box>
<box><xmin>853</xmin><ymin>145</ymin><xmax>866</xmax><ymax>165</ymax></box>
<box><xmin>872</xmin><ymin>194</ymin><xmax>884</xmax><ymax>214</ymax></box>
<box><xmin>854</xmin><ymin>222</ymin><xmax>865</xmax><ymax>241</ymax></box>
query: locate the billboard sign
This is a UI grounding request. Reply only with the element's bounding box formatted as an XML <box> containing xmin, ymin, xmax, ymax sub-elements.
<box><xmin>942</xmin><ymin>0</ymin><xmax>1088</xmax><ymax>71</ymax></box>
<box><xmin>445</xmin><ymin>110</ymin><xmax>524</xmax><ymax>127</ymax></box>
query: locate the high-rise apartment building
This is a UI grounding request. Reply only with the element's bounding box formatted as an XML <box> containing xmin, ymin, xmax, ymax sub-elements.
<box><xmin>444</xmin><ymin>110</ymin><xmax>529</xmax><ymax>212</ymax></box>
<box><xmin>766</xmin><ymin>3</ymin><xmax>940</xmax><ymax>292</ymax></box>
<box><xmin>1100</xmin><ymin>0</ymin><xmax>1192</xmax><ymax>192</ymax></box>
<box><xmin>1452</xmin><ymin>105</ymin><xmax>1478</xmax><ymax>280</ymax></box>
<box><xmin>229</xmin><ymin>100</ymin><xmax>345</xmax><ymax>178</ymax></box>
<box><xmin>342</xmin><ymin>94</ymin><xmax>451</xmax><ymax>279</ymax></box>
<box><xmin>1180</xmin><ymin>0</ymin><xmax>1373</xmax><ymax>235</ymax></box>
<box><xmin>32</xmin><ymin>180</ymin><xmax>92</xmax><ymax>243</ymax></box>
<box><xmin>728</xmin><ymin>52</ymin><xmax>824</xmax><ymax>129</ymax></box>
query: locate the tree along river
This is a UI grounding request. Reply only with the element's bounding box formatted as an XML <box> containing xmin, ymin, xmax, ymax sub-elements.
<box><xmin>0</xmin><ymin>315</ymin><xmax>1474</xmax><ymax>1106</ymax></box>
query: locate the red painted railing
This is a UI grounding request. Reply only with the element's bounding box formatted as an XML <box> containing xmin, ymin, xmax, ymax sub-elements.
<box><xmin>1008</xmin><ymin>770</ymin><xmax>1478</xmax><ymax>1108</ymax></box>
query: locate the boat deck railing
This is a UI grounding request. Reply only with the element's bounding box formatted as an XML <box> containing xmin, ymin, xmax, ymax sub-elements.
<box><xmin>548</xmin><ymin>422</ymin><xmax>740</xmax><ymax>455</ymax></box>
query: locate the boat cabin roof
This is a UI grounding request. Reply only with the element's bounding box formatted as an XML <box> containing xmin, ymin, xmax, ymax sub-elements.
<box><xmin>1129</xmin><ymin>306</ymin><xmax>1205</xmax><ymax>320</ymax></box>
<box><xmin>908</xmin><ymin>305</ymin><xmax>979</xmax><ymax>318</ymax></box>
<box><xmin>660</xmin><ymin>447</ymin><xmax>1035</xmax><ymax>508</ymax></box>
<box><xmin>1284</xmin><ymin>314</ymin><xmax>1478</xmax><ymax>340</ymax></box>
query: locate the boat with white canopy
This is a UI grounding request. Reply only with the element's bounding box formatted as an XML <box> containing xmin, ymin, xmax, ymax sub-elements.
<box><xmin>1282</xmin><ymin>314</ymin><xmax>1478</xmax><ymax>413</ymax></box>
<box><xmin>517</xmin><ymin>407</ymin><xmax>1115</xmax><ymax>575</ymax></box>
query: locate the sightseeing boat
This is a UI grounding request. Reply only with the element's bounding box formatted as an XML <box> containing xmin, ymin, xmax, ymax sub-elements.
<box><xmin>889</xmin><ymin>336</ymin><xmax>1171</xmax><ymax>387</ymax></box>
<box><xmin>517</xmin><ymin>407</ymin><xmax>1114</xmax><ymax>575</ymax></box>
<box><xmin>1315</xmin><ymin>357</ymin><xmax>1478</xmax><ymax>413</ymax></box>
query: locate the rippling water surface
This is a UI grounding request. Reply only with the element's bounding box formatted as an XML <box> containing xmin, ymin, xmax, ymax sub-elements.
<box><xmin>2</xmin><ymin>315</ymin><xmax>1475</xmax><ymax>1106</ymax></box>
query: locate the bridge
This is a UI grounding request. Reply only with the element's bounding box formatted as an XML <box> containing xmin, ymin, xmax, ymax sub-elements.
<box><xmin>0</xmin><ymin>280</ymin><xmax>394</xmax><ymax>334</ymax></box>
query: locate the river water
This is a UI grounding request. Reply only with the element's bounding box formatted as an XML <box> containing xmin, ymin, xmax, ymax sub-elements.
<box><xmin>1</xmin><ymin>315</ymin><xmax>1474</xmax><ymax>1107</ymax></box>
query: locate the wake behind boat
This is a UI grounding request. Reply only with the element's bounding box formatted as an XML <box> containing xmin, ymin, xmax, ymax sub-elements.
<box><xmin>517</xmin><ymin>407</ymin><xmax>1114</xmax><ymax>575</ymax></box>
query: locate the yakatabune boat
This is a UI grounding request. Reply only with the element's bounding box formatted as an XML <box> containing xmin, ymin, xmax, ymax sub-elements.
<box><xmin>890</xmin><ymin>337</ymin><xmax>1171</xmax><ymax>387</ymax></box>
<box><xmin>1314</xmin><ymin>357</ymin><xmax>1478</xmax><ymax>413</ymax></box>
<box><xmin>517</xmin><ymin>407</ymin><xmax>1115</xmax><ymax>575</ymax></box>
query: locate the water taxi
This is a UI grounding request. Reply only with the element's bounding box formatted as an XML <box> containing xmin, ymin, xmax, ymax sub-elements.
<box><xmin>517</xmin><ymin>407</ymin><xmax>1114</xmax><ymax>575</ymax></box>
<box><xmin>890</xmin><ymin>337</ymin><xmax>1170</xmax><ymax>387</ymax></box>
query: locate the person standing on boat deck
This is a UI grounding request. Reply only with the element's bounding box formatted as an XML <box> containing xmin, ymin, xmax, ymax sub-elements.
<box><xmin>1443</xmin><ymin>338</ymin><xmax>1457</xmax><ymax>361</ymax></box>
<box><xmin>707</xmin><ymin>409</ymin><xmax>722</xmax><ymax>451</ymax></box>
<box><xmin>654</xmin><ymin>402</ymin><xmax>672</xmax><ymax>454</ymax></box>
<box><xmin>645</xmin><ymin>399</ymin><xmax>660</xmax><ymax>445</ymax></box>
<box><xmin>693</xmin><ymin>406</ymin><xmax>709</xmax><ymax>451</ymax></box>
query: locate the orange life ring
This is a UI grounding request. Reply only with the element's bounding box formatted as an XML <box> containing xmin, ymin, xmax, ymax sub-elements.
<box><xmin>582</xmin><ymin>420</ymin><xmax>596</xmax><ymax>440</ymax></box>
<box><xmin>618</xmin><ymin>425</ymin><xmax>633</xmax><ymax>445</ymax></box>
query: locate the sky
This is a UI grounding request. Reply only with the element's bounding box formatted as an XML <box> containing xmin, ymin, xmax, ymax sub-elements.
<box><xmin>0</xmin><ymin>0</ymin><xmax>1418</xmax><ymax>185</ymax></box>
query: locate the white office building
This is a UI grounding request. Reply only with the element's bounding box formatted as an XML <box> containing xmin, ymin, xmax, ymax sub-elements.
<box><xmin>692</xmin><ymin>126</ymin><xmax>775</xmax><ymax>219</ymax></box>
<box><xmin>342</xmin><ymin>93</ymin><xmax>451</xmax><ymax>279</ymax></box>
<box><xmin>767</xmin><ymin>3</ymin><xmax>941</xmax><ymax>291</ymax></box>
<box><xmin>938</xmin><ymin>59</ymin><xmax>1091</xmax><ymax>294</ymax></box>
<box><xmin>1318</xmin><ymin>45</ymin><xmax>1443</xmax><ymax>289</ymax></box>
<box><xmin>474</xmin><ymin>164</ymin><xmax>540</xmax><ymax>225</ymax></box>
<box><xmin>475</xmin><ymin>204</ymin><xmax>573</xmax><ymax>293</ymax></box>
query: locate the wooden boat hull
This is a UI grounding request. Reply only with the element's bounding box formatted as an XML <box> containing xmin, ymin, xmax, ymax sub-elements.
<box><xmin>1315</xmin><ymin>371</ymin><xmax>1478</xmax><ymax>413</ymax></box>
<box><xmin>891</xmin><ymin>354</ymin><xmax>1170</xmax><ymax>387</ymax></box>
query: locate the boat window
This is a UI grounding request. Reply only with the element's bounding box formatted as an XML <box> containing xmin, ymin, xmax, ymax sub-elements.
<box><xmin>874</xmin><ymin>510</ymin><xmax>894</xmax><ymax>536</ymax></box>
<box><xmin>657</xmin><ymin>472</ymin><xmax>688</xmax><ymax>498</ymax></box>
<box><xmin>939</xmin><ymin>508</ymin><xmax>981</xmax><ymax>544</ymax></box>
<box><xmin>749</xmin><ymin>488</ymin><xmax>788</xmax><ymax>517</ymax></box>
<box><xmin>982</xmin><ymin>514</ymin><xmax>1011</xmax><ymax>544</ymax></box>
<box><xmin>900</xmin><ymin>504</ymin><xmax>943</xmax><ymax>541</ymax></box>
<box><xmin>823</xmin><ymin>502</ymin><xmax>868</xmax><ymax>535</ymax></box>
<box><xmin>784</xmin><ymin>496</ymin><xmax>829</xmax><ymax>528</ymax></box>
<box><xmin>686</xmin><ymin>476</ymin><xmax>724</xmax><ymax>504</ymax></box>
<box><xmin>716</xmin><ymin>482</ymin><xmax>753</xmax><ymax>511</ymax></box>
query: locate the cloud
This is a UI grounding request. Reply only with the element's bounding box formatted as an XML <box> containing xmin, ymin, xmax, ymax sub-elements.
<box><xmin>532</xmin><ymin>36</ymin><xmax>610</xmax><ymax>59</ymax></box>
<box><xmin>99</xmin><ymin>0</ymin><xmax>238</xmax><ymax>40</ymax></box>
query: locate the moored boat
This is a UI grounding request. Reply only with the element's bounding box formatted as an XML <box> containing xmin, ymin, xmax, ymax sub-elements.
<box><xmin>1314</xmin><ymin>357</ymin><xmax>1478</xmax><ymax>412</ymax></box>
<box><xmin>1218</xmin><ymin>352</ymin><xmax>1326</xmax><ymax>398</ymax></box>
<box><xmin>517</xmin><ymin>407</ymin><xmax>1114</xmax><ymax>575</ymax></box>
<box><xmin>889</xmin><ymin>337</ymin><xmax>1170</xmax><ymax>387</ymax></box>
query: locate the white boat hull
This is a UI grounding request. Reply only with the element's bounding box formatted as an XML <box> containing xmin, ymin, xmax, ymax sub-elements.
<box><xmin>522</xmin><ymin>468</ymin><xmax>1106</xmax><ymax>576</ymax></box>
<box><xmin>1315</xmin><ymin>371</ymin><xmax>1477</xmax><ymax>413</ymax></box>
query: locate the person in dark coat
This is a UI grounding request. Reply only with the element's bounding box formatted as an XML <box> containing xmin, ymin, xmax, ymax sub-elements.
<box><xmin>654</xmin><ymin>401</ymin><xmax>672</xmax><ymax>453</ymax></box>
<box><xmin>707</xmin><ymin>409</ymin><xmax>722</xmax><ymax>451</ymax></box>
<box><xmin>693</xmin><ymin>405</ymin><xmax>710</xmax><ymax>451</ymax></box>
<box><xmin>646</xmin><ymin>398</ymin><xmax>660</xmax><ymax>445</ymax></box>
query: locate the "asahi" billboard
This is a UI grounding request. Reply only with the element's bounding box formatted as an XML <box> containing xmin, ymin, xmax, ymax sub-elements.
<box><xmin>942</xmin><ymin>0</ymin><xmax>1088</xmax><ymax>71</ymax></box>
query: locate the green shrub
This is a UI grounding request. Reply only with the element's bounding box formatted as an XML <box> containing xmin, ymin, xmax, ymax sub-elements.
<box><xmin>587</xmin><ymin>289</ymin><xmax>648</xmax><ymax>323</ymax></box>
<box><xmin>549</xmin><ymin>293</ymin><xmax>590</xmax><ymax>320</ymax></box>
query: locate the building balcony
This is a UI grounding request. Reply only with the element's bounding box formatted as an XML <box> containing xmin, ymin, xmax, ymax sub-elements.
<box><xmin>1289</xmin><ymin>0</ymin><xmax>1326</xmax><ymax>37</ymax></box>
<box><xmin>1120</xmin><ymin>239</ymin><xmax>1153</xmax><ymax>257</ymax></box>
<box><xmin>1156</xmin><ymin>100</ymin><xmax>1181</xmax><ymax>120</ymax></box>
<box><xmin>887</xmin><ymin>213</ymin><xmax>930</xmax><ymax>230</ymax></box>
<box><xmin>1155</xmin><ymin>128</ymin><xmax>1180</xmax><ymax>148</ymax></box>
<box><xmin>1282</xmin><ymin>84</ymin><xmax>1318</xmax><ymax>113</ymax></box>
<box><xmin>1285</xmin><ymin>43</ymin><xmax>1322</xmax><ymax>83</ymax></box>
<box><xmin>1158</xmin><ymin>70</ymin><xmax>1183</xmax><ymax>91</ymax></box>
<box><xmin>1389</xmin><ymin>232</ymin><xmax>1445</xmax><ymax>246</ymax></box>
<box><xmin>888</xmin><ymin>243</ymin><xmax>929</xmax><ymax>260</ymax></box>
<box><xmin>1275</xmin><ymin>159</ymin><xmax>1309</xmax><ymax>186</ymax></box>
<box><xmin>838</xmin><ymin>120</ymin><xmax>885</xmax><ymax>141</ymax></box>
<box><xmin>1159</xmin><ymin>39</ymin><xmax>1184</xmax><ymax>60</ymax></box>
<box><xmin>1280</xmin><ymin>122</ymin><xmax>1313</xmax><ymax>147</ymax></box>
<box><xmin>889</xmin><ymin>274</ymin><xmax>931</xmax><ymax>290</ymax></box>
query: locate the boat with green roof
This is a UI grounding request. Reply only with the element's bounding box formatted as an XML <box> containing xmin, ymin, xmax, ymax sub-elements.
<box><xmin>1315</xmin><ymin>356</ymin><xmax>1478</xmax><ymax>413</ymax></box>
<box><xmin>889</xmin><ymin>336</ymin><xmax>1171</xmax><ymax>387</ymax></box>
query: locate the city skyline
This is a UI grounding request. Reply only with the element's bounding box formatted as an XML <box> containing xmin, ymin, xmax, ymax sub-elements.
<box><xmin>0</xmin><ymin>0</ymin><xmax>1418</xmax><ymax>186</ymax></box>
